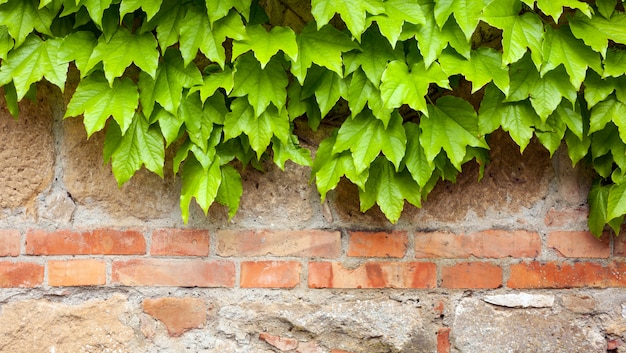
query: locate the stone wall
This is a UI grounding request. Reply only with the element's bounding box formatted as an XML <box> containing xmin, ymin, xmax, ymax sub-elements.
<box><xmin>0</xmin><ymin>84</ymin><xmax>625</xmax><ymax>352</ymax></box>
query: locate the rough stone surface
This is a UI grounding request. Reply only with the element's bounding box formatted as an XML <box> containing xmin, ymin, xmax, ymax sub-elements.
<box><xmin>483</xmin><ymin>293</ymin><xmax>555</xmax><ymax>308</ymax></box>
<box><xmin>61</xmin><ymin>117</ymin><xmax>180</xmax><ymax>223</ymax></box>
<box><xmin>0</xmin><ymin>294</ymin><xmax>137</xmax><ymax>352</ymax></box>
<box><xmin>0</xmin><ymin>85</ymin><xmax>55</xmax><ymax>211</ymax></box>
<box><xmin>453</xmin><ymin>297</ymin><xmax>606</xmax><ymax>352</ymax></box>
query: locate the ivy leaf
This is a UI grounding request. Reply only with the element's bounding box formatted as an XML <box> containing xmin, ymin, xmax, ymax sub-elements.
<box><xmin>0</xmin><ymin>0</ymin><xmax>52</xmax><ymax>46</ymax></box>
<box><xmin>232</xmin><ymin>53</ymin><xmax>288</xmax><ymax>117</ymax></box>
<box><xmin>421</xmin><ymin>96</ymin><xmax>489</xmax><ymax>170</ymax></box>
<box><xmin>481</xmin><ymin>0</ymin><xmax>544</xmax><ymax>67</ymax></box>
<box><xmin>565</xmin><ymin>128</ymin><xmax>591</xmax><ymax>166</ymax></box>
<box><xmin>120</xmin><ymin>0</ymin><xmax>163</xmax><ymax>20</ymax></box>
<box><xmin>604</xmin><ymin>50</ymin><xmax>626</xmax><ymax>78</ymax></box>
<box><xmin>65</xmin><ymin>74</ymin><xmax>139</xmax><ymax>137</ymax></box>
<box><xmin>570</xmin><ymin>12</ymin><xmax>626</xmax><ymax>58</ymax></box>
<box><xmin>138</xmin><ymin>48</ymin><xmax>202</xmax><ymax>118</ymax></box>
<box><xmin>140</xmin><ymin>0</ymin><xmax>188</xmax><ymax>52</ymax></box>
<box><xmin>79</xmin><ymin>0</ymin><xmax>114</xmax><ymax>27</ymax></box>
<box><xmin>348</xmin><ymin>69</ymin><xmax>391</xmax><ymax>125</ymax></box>
<box><xmin>216</xmin><ymin>164</ymin><xmax>243</xmax><ymax>220</ymax></box>
<box><xmin>381</xmin><ymin>59</ymin><xmax>449</xmax><ymax>116</ymax></box>
<box><xmin>0</xmin><ymin>35</ymin><xmax>66</xmax><ymax>99</ymax></box>
<box><xmin>404</xmin><ymin>122</ymin><xmax>436</xmax><ymax>187</ymax></box>
<box><xmin>433</xmin><ymin>0</ymin><xmax>489</xmax><ymax>39</ymax></box>
<box><xmin>589</xmin><ymin>95</ymin><xmax>626</xmax><ymax>143</ymax></box>
<box><xmin>367</xmin><ymin>0</ymin><xmax>426</xmax><ymax>47</ymax></box>
<box><xmin>479</xmin><ymin>84</ymin><xmax>540</xmax><ymax>152</ymax></box>
<box><xmin>58</xmin><ymin>31</ymin><xmax>97</xmax><ymax>75</ymax></box>
<box><xmin>289</xmin><ymin>22</ymin><xmax>358</xmax><ymax>85</ymax></box>
<box><xmin>535</xmin><ymin>110</ymin><xmax>567</xmax><ymax>156</ymax></box>
<box><xmin>179</xmin><ymin>9</ymin><xmax>246</xmax><ymax>67</ymax></box>
<box><xmin>522</xmin><ymin>0</ymin><xmax>592</xmax><ymax>21</ymax></box>
<box><xmin>301</xmin><ymin>65</ymin><xmax>348</xmax><ymax>118</ymax></box>
<box><xmin>607</xmin><ymin>182</ymin><xmax>626</xmax><ymax>224</ymax></box>
<box><xmin>232</xmin><ymin>25</ymin><xmax>298</xmax><ymax>67</ymax></box>
<box><xmin>596</xmin><ymin>0</ymin><xmax>616</xmax><ymax>18</ymax></box>
<box><xmin>190</xmin><ymin>66</ymin><xmax>234</xmax><ymax>102</ymax></box>
<box><xmin>2</xmin><ymin>82</ymin><xmax>19</xmax><ymax>118</ymax></box>
<box><xmin>359</xmin><ymin>157</ymin><xmax>421</xmax><ymax>223</ymax></box>
<box><xmin>107</xmin><ymin>113</ymin><xmax>164</xmax><ymax>186</ymax></box>
<box><xmin>85</xmin><ymin>27</ymin><xmax>159</xmax><ymax>85</ymax></box>
<box><xmin>312</xmin><ymin>133</ymin><xmax>368</xmax><ymax>201</ymax></box>
<box><xmin>333</xmin><ymin>110</ymin><xmax>407</xmax><ymax>173</ymax></box>
<box><xmin>344</xmin><ymin>26</ymin><xmax>403</xmax><ymax>86</ymax></box>
<box><xmin>205</xmin><ymin>0</ymin><xmax>251</xmax><ymax>26</ymax></box>
<box><xmin>311</xmin><ymin>0</ymin><xmax>385</xmax><ymax>40</ymax></box>
<box><xmin>439</xmin><ymin>47</ymin><xmax>509</xmax><ymax>94</ymax></box>
<box><xmin>588</xmin><ymin>180</ymin><xmax>611</xmax><ymax>236</ymax></box>
<box><xmin>180</xmin><ymin>155</ymin><xmax>222</xmax><ymax>223</ymax></box>
<box><xmin>0</xmin><ymin>25</ymin><xmax>13</xmax><ymax>60</ymax></box>
<box><xmin>541</xmin><ymin>26</ymin><xmax>601</xmax><ymax>89</ymax></box>
<box><xmin>272</xmin><ymin>136</ymin><xmax>313</xmax><ymax>170</ymax></box>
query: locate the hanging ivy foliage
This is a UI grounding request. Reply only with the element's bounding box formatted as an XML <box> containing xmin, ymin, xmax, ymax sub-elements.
<box><xmin>1</xmin><ymin>0</ymin><xmax>625</xmax><ymax>236</ymax></box>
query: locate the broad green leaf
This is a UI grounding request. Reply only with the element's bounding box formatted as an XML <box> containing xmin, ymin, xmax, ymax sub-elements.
<box><xmin>359</xmin><ymin>157</ymin><xmax>421</xmax><ymax>223</ymax></box>
<box><xmin>152</xmin><ymin>106</ymin><xmax>182</xmax><ymax>147</ymax></box>
<box><xmin>439</xmin><ymin>47</ymin><xmax>509</xmax><ymax>94</ymax></box>
<box><xmin>179</xmin><ymin>9</ymin><xmax>246</xmax><ymax>67</ymax></box>
<box><xmin>0</xmin><ymin>35</ymin><xmax>66</xmax><ymax>99</ymax></box>
<box><xmin>421</xmin><ymin>96</ymin><xmax>489</xmax><ymax>169</ymax></box>
<box><xmin>85</xmin><ymin>27</ymin><xmax>159</xmax><ymax>85</ymax></box>
<box><xmin>120</xmin><ymin>0</ymin><xmax>163</xmax><ymax>20</ymax></box>
<box><xmin>80</xmin><ymin>0</ymin><xmax>114</xmax><ymax>27</ymax></box>
<box><xmin>216</xmin><ymin>164</ymin><xmax>242</xmax><ymax>220</ymax></box>
<box><xmin>190</xmin><ymin>66</ymin><xmax>234</xmax><ymax>102</ymax></box>
<box><xmin>481</xmin><ymin>0</ymin><xmax>544</xmax><ymax>67</ymax></box>
<box><xmin>180</xmin><ymin>156</ymin><xmax>222</xmax><ymax>223</ymax></box>
<box><xmin>301</xmin><ymin>66</ymin><xmax>348</xmax><ymax>118</ymax></box>
<box><xmin>535</xmin><ymin>111</ymin><xmax>566</xmax><ymax>156</ymax></box>
<box><xmin>141</xmin><ymin>0</ymin><xmax>188</xmax><ymax>52</ymax></box>
<box><xmin>108</xmin><ymin>113</ymin><xmax>164</xmax><ymax>186</ymax></box>
<box><xmin>479</xmin><ymin>84</ymin><xmax>540</xmax><ymax>152</ymax></box>
<box><xmin>523</xmin><ymin>0</ymin><xmax>591</xmax><ymax>21</ymax></box>
<box><xmin>272</xmin><ymin>136</ymin><xmax>313</xmax><ymax>170</ymax></box>
<box><xmin>0</xmin><ymin>0</ymin><xmax>52</xmax><ymax>46</ymax></box>
<box><xmin>289</xmin><ymin>22</ymin><xmax>358</xmax><ymax>84</ymax></box>
<box><xmin>0</xmin><ymin>26</ymin><xmax>13</xmax><ymax>60</ymax></box>
<box><xmin>333</xmin><ymin>110</ymin><xmax>407</xmax><ymax>173</ymax></box>
<box><xmin>311</xmin><ymin>0</ymin><xmax>385</xmax><ymax>40</ymax></box>
<box><xmin>404</xmin><ymin>122</ymin><xmax>436</xmax><ymax>187</ymax></box>
<box><xmin>589</xmin><ymin>95</ymin><xmax>626</xmax><ymax>143</ymax></box>
<box><xmin>570</xmin><ymin>12</ymin><xmax>626</xmax><ymax>58</ymax></box>
<box><xmin>583</xmin><ymin>71</ymin><xmax>626</xmax><ymax>108</ymax></box>
<box><xmin>433</xmin><ymin>0</ymin><xmax>489</xmax><ymax>39</ymax></box>
<box><xmin>588</xmin><ymin>180</ymin><xmax>611</xmax><ymax>236</ymax></box>
<box><xmin>367</xmin><ymin>0</ymin><xmax>426</xmax><ymax>47</ymax></box>
<box><xmin>607</xmin><ymin>182</ymin><xmax>626</xmax><ymax>222</ymax></box>
<box><xmin>348</xmin><ymin>69</ymin><xmax>391</xmax><ymax>125</ymax></box>
<box><xmin>65</xmin><ymin>74</ymin><xmax>139</xmax><ymax>136</ymax></box>
<box><xmin>344</xmin><ymin>26</ymin><xmax>403</xmax><ymax>86</ymax></box>
<box><xmin>312</xmin><ymin>131</ymin><xmax>367</xmax><ymax>198</ymax></box>
<box><xmin>232</xmin><ymin>53</ymin><xmax>288</xmax><ymax>117</ymax></box>
<box><xmin>177</xmin><ymin>92</ymin><xmax>223</xmax><ymax>152</ymax></box>
<box><xmin>138</xmin><ymin>48</ymin><xmax>202</xmax><ymax>118</ymax></box>
<box><xmin>205</xmin><ymin>0</ymin><xmax>251</xmax><ymax>25</ymax></box>
<box><xmin>381</xmin><ymin>60</ymin><xmax>449</xmax><ymax>115</ymax></box>
<box><xmin>2</xmin><ymin>82</ymin><xmax>18</xmax><ymax>118</ymax></box>
<box><xmin>58</xmin><ymin>31</ymin><xmax>97</xmax><ymax>75</ymax></box>
<box><xmin>541</xmin><ymin>26</ymin><xmax>602</xmax><ymax>89</ymax></box>
<box><xmin>604</xmin><ymin>50</ymin><xmax>626</xmax><ymax>78</ymax></box>
<box><xmin>596</xmin><ymin>0</ymin><xmax>616</xmax><ymax>18</ymax></box>
<box><xmin>565</xmin><ymin>128</ymin><xmax>591</xmax><ymax>165</ymax></box>
<box><xmin>232</xmin><ymin>25</ymin><xmax>298</xmax><ymax>67</ymax></box>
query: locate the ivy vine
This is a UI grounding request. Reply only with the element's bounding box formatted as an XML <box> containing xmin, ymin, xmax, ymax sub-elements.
<box><xmin>1</xmin><ymin>0</ymin><xmax>625</xmax><ymax>235</ymax></box>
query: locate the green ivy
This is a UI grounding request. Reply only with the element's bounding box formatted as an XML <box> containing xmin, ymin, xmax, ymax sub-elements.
<box><xmin>1</xmin><ymin>0</ymin><xmax>625</xmax><ymax>235</ymax></box>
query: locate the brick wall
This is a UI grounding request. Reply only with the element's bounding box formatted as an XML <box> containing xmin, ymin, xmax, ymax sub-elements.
<box><xmin>1</xmin><ymin>84</ymin><xmax>625</xmax><ymax>352</ymax></box>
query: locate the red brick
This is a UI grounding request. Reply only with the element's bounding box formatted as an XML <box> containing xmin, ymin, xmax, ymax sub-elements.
<box><xmin>112</xmin><ymin>259</ymin><xmax>235</xmax><ymax>287</ymax></box>
<box><xmin>151</xmin><ymin>229</ymin><xmax>209</xmax><ymax>256</ymax></box>
<box><xmin>441</xmin><ymin>262</ymin><xmax>502</xmax><ymax>289</ymax></box>
<box><xmin>308</xmin><ymin>262</ymin><xmax>436</xmax><ymax>289</ymax></box>
<box><xmin>414</xmin><ymin>230</ymin><xmax>541</xmax><ymax>258</ymax></box>
<box><xmin>26</xmin><ymin>229</ymin><xmax>146</xmax><ymax>255</ymax></box>
<box><xmin>217</xmin><ymin>229</ymin><xmax>341</xmax><ymax>258</ymax></box>
<box><xmin>508</xmin><ymin>261</ymin><xmax>626</xmax><ymax>288</ymax></box>
<box><xmin>347</xmin><ymin>231</ymin><xmax>407</xmax><ymax>258</ymax></box>
<box><xmin>0</xmin><ymin>229</ymin><xmax>20</xmax><ymax>257</ymax></box>
<box><xmin>259</xmin><ymin>333</ymin><xmax>298</xmax><ymax>351</ymax></box>
<box><xmin>48</xmin><ymin>259</ymin><xmax>106</xmax><ymax>286</ymax></box>
<box><xmin>548</xmin><ymin>231</ymin><xmax>610</xmax><ymax>258</ymax></box>
<box><xmin>241</xmin><ymin>261</ymin><xmax>301</xmax><ymax>288</ymax></box>
<box><xmin>143</xmin><ymin>297</ymin><xmax>206</xmax><ymax>337</ymax></box>
<box><xmin>437</xmin><ymin>327</ymin><xmax>451</xmax><ymax>353</ymax></box>
<box><xmin>0</xmin><ymin>261</ymin><xmax>44</xmax><ymax>288</ymax></box>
